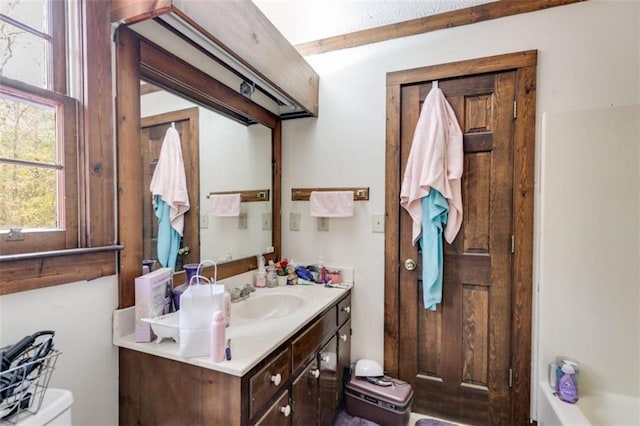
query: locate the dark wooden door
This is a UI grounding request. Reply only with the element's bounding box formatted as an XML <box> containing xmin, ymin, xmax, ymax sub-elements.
<box><xmin>141</xmin><ymin>110</ymin><xmax>200</xmax><ymax>270</ymax></box>
<box><xmin>397</xmin><ymin>72</ymin><xmax>516</xmax><ymax>425</ymax></box>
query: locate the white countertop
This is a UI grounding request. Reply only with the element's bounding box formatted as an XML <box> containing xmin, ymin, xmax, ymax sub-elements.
<box><xmin>113</xmin><ymin>284</ymin><xmax>349</xmax><ymax>377</ymax></box>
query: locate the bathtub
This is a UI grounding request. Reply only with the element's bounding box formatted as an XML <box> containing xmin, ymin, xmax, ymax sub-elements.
<box><xmin>538</xmin><ymin>381</ymin><xmax>640</xmax><ymax>425</ymax></box>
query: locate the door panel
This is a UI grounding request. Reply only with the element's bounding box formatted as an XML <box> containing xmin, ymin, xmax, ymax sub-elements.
<box><xmin>397</xmin><ymin>72</ymin><xmax>515</xmax><ymax>425</ymax></box>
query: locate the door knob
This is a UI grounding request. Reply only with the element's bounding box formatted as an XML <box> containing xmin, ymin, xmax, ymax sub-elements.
<box><xmin>404</xmin><ymin>259</ymin><xmax>417</xmax><ymax>271</ymax></box>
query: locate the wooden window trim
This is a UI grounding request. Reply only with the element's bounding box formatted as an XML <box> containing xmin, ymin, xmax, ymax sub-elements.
<box><xmin>0</xmin><ymin>0</ymin><xmax>116</xmax><ymax>295</ymax></box>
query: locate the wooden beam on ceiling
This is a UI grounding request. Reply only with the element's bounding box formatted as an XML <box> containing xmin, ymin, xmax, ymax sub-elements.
<box><xmin>295</xmin><ymin>0</ymin><xmax>586</xmax><ymax>56</ymax></box>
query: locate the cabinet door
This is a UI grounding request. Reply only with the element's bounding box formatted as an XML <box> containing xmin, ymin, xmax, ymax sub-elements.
<box><xmin>254</xmin><ymin>391</ymin><xmax>291</xmax><ymax>426</ymax></box>
<box><xmin>318</xmin><ymin>335</ymin><xmax>338</xmax><ymax>426</ymax></box>
<box><xmin>336</xmin><ymin>319</ymin><xmax>351</xmax><ymax>407</ymax></box>
<box><xmin>292</xmin><ymin>360</ymin><xmax>319</xmax><ymax>426</ymax></box>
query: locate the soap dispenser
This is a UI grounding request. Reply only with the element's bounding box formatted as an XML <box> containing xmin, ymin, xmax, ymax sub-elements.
<box><xmin>556</xmin><ymin>364</ymin><xmax>579</xmax><ymax>403</ymax></box>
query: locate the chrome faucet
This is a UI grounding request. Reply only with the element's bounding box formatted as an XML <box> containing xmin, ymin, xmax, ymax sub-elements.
<box><xmin>230</xmin><ymin>283</ymin><xmax>255</xmax><ymax>303</ymax></box>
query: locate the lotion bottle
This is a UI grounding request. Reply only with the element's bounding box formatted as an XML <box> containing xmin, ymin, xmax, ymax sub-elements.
<box><xmin>255</xmin><ymin>254</ymin><xmax>267</xmax><ymax>288</ymax></box>
<box><xmin>210</xmin><ymin>310</ymin><xmax>225</xmax><ymax>362</ymax></box>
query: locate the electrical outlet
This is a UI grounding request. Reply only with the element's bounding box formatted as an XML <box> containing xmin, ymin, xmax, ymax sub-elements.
<box><xmin>200</xmin><ymin>214</ymin><xmax>209</xmax><ymax>229</ymax></box>
<box><xmin>372</xmin><ymin>214</ymin><xmax>385</xmax><ymax>233</ymax></box>
<box><xmin>317</xmin><ymin>217</ymin><xmax>329</xmax><ymax>232</ymax></box>
<box><xmin>262</xmin><ymin>212</ymin><xmax>272</xmax><ymax>230</ymax></box>
<box><xmin>290</xmin><ymin>212</ymin><xmax>301</xmax><ymax>231</ymax></box>
<box><xmin>238</xmin><ymin>212</ymin><xmax>248</xmax><ymax>229</ymax></box>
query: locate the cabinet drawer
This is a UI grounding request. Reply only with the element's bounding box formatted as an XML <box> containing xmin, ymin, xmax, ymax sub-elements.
<box><xmin>254</xmin><ymin>390</ymin><xmax>291</xmax><ymax>426</ymax></box>
<box><xmin>338</xmin><ymin>295</ymin><xmax>351</xmax><ymax>326</ymax></box>
<box><xmin>291</xmin><ymin>307</ymin><xmax>336</xmax><ymax>372</ymax></box>
<box><xmin>250</xmin><ymin>347</ymin><xmax>291</xmax><ymax>419</ymax></box>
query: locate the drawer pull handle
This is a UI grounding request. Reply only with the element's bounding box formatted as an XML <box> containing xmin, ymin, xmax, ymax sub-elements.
<box><xmin>321</xmin><ymin>354</ymin><xmax>330</xmax><ymax>363</ymax></box>
<box><xmin>310</xmin><ymin>368</ymin><xmax>320</xmax><ymax>378</ymax></box>
<box><xmin>340</xmin><ymin>334</ymin><xmax>348</xmax><ymax>342</ymax></box>
<box><xmin>270</xmin><ymin>373</ymin><xmax>282</xmax><ymax>386</ymax></box>
<box><xmin>280</xmin><ymin>404</ymin><xmax>291</xmax><ymax>417</ymax></box>
<box><xmin>342</xmin><ymin>306</ymin><xmax>351</xmax><ymax>314</ymax></box>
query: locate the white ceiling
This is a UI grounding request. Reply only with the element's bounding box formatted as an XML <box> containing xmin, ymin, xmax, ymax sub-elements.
<box><xmin>252</xmin><ymin>0</ymin><xmax>497</xmax><ymax>45</ymax></box>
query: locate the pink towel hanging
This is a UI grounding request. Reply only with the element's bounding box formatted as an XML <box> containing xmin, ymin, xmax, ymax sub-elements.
<box><xmin>208</xmin><ymin>193</ymin><xmax>241</xmax><ymax>217</ymax></box>
<box><xmin>310</xmin><ymin>191</ymin><xmax>354</xmax><ymax>217</ymax></box>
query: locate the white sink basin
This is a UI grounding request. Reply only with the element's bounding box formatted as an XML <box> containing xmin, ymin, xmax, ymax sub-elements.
<box><xmin>235</xmin><ymin>292</ymin><xmax>307</xmax><ymax>319</ymax></box>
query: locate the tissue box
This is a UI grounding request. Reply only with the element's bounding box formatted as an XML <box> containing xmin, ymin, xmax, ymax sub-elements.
<box><xmin>135</xmin><ymin>267</ymin><xmax>173</xmax><ymax>342</ymax></box>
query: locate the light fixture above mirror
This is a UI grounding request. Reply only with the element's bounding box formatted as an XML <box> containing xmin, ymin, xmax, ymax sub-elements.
<box><xmin>110</xmin><ymin>0</ymin><xmax>319</xmax><ymax>118</ymax></box>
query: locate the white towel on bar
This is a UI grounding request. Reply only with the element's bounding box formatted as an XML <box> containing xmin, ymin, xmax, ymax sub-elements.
<box><xmin>208</xmin><ymin>193</ymin><xmax>241</xmax><ymax>217</ymax></box>
<box><xmin>310</xmin><ymin>191</ymin><xmax>354</xmax><ymax>217</ymax></box>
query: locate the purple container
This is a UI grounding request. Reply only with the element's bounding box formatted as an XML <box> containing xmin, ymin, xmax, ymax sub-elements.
<box><xmin>172</xmin><ymin>264</ymin><xmax>200</xmax><ymax>310</ymax></box>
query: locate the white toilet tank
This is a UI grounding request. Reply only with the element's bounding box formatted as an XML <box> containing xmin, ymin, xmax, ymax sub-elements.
<box><xmin>12</xmin><ymin>388</ymin><xmax>73</xmax><ymax>426</ymax></box>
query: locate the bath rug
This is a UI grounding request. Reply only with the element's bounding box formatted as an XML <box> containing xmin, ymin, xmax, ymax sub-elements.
<box><xmin>415</xmin><ymin>418</ymin><xmax>458</xmax><ymax>426</ymax></box>
<box><xmin>333</xmin><ymin>410</ymin><xmax>379</xmax><ymax>426</ymax></box>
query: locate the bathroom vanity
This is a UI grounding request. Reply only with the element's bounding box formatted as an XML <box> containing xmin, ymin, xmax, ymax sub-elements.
<box><xmin>114</xmin><ymin>285</ymin><xmax>351</xmax><ymax>425</ymax></box>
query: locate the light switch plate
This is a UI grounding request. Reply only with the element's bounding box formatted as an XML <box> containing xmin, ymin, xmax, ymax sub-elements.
<box><xmin>262</xmin><ymin>212</ymin><xmax>272</xmax><ymax>230</ymax></box>
<box><xmin>200</xmin><ymin>214</ymin><xmax>209</xmax><ymax>229</ymax></box>
<box><xmin>317</xmin><ymin>217</ymin><xmax>329</xmax><ymax>232</ymax></box>
<box><xmin>238</xmin><ymin>213</ymin><xmax>248</xmax><ymax>229</ymax></box>
<box><xmin>372</xmin><ymin>214</ymin><xmax>385</xmax><ymax>233</ymax></box>
<box><xmin>290</xmin><ymin>212</ymin><xmax>301</xmax><ymax>231</ymax></box>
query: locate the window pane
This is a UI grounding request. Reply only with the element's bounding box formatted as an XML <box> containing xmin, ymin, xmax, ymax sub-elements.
<box><xmin>0</xmin><ymin>91</ymin><xmax>60</xmax><ymax>232</ymax></box>
<box><xmin>0</xmin><ymin>93</ymin><xmax>57</xmax><ymax>164</ymax></box>
<box><xmin>0</xmin><ymin>21</ymin><xmax>49</xmax><ymax>89</ymax></box>
<box><xmin>0</xmin><ymin>163</ymin><xmax>59</xmax><ymax>230</ymax></box>
<box><xmin>0</xmin><ymin>0</ymin><xmax>49</xmax><ymax>34</ymax></box>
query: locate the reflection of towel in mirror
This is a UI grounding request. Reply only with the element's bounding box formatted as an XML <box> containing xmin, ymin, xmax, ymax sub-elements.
<box><xmin>208</xmin><ymin>193</ymin><xmax>241</xmax><ymax>217</ymax></box>
<box><xmin>399</xmin><ymin>87</ymin><xmax>463</xmax><ymax>245</ymax></box>
<box><xmin>150</xmin><ymin>127</ymin><xmax>190</xmax><ymax>269</ymax></box>
<box><xmin>309</xmin><ymin>191</ymin><xmax>354</xmax><ymax>217</ymax></box>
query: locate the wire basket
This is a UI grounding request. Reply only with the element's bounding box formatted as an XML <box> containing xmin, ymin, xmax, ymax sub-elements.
<box><xmin>0</xmin><ymin>335</ymin><xmax>60</xmax><ymax>424</ymax></box>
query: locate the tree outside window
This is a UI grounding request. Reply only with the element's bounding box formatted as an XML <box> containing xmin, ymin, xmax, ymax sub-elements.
<box><xmin>0</xmin><ymin>0</ymin><xmax>77</xmax><ymax>254</ymax></box>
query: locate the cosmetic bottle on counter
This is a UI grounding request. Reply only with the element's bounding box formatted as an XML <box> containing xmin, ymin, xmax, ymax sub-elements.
<box><xmin>266</xmin><ymin>260</ymin><xmax>278</xmax><ymax>287</ymax></box>
<box><xmin>210</xmin><ymin>310</ymin><xmax>225</xmax><ymax>363</ymax></box>
<box><xmin>255</xmin><ymin>255</ymin><xmax>267</xmax><ymax>287</ymax></box>
<box><xmin>223</xmin><ymin>290</ymin><xmax>231</xmax><ymax>327</ymax></box>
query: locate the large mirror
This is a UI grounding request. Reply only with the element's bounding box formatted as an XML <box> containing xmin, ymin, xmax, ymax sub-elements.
<box><xmin>140</xmin><ymin>84</ymin><xmax>273</xmax><ymax>268</ymax></box>
<box><xmin>116</xmin><ymin>27</ymin><xmax>281</xmax><ymax>307</ymax></box>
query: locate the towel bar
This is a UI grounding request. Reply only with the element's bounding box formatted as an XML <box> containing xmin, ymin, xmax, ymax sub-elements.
<box><xmin>291</xmin><ymin>187</ymin><xmax>369</xmax><ymax>201</ymax></box>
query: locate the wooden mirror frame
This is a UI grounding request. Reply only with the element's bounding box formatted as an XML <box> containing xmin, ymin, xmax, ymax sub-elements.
<box><xmin>115</xmin><ymin>27</ymin><xmax>281</xmax><ymax>308</ymax></box>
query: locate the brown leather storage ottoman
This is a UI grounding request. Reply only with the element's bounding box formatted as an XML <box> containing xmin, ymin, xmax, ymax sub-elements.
<box><xmin>344</xmin><ymin>376</ymin><xmax>413</xmax><ymax>426</ymax></box>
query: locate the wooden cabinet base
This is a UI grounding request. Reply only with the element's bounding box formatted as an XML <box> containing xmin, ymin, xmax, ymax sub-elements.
<box><xmin>119</xmin><ymin>292</ymin><xmax>351</xmax><ymax>425</ymax></box>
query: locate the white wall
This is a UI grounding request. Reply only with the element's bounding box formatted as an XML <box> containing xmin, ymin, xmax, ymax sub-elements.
<box><xmin>539</xmin><ymin>106</ymin><xmax>640</xmax><ymax>397</ymax></box>
<box><xmin>0</xmin><ymin>275</ymin><xmax>119</xmax><ymax>426</ymax></box>
<box><xmin>279</xmin><ymin>0</ymin><xmax>640</xmax><ymax>417</ymax></box>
